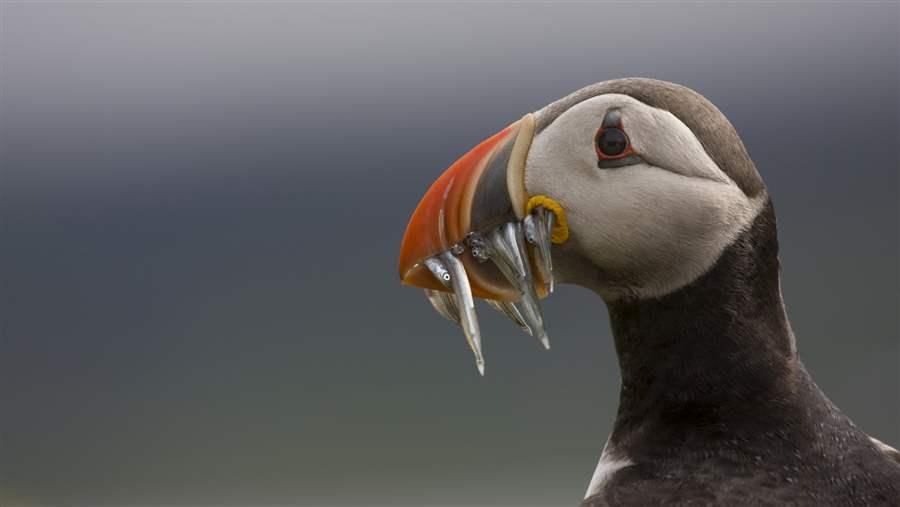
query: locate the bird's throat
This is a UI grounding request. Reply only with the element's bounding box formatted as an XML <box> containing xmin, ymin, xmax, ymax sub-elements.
<box><xmin>604</xmin><ymin>201</ymin><xmax>802</xmax><ymax>450</ymax></box>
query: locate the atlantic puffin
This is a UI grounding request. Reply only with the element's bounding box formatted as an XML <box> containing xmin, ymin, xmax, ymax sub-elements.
<box><xmin>397</xmin><ymin>78</ymin><xmax>900</xmax><ymax>505</ymax></box>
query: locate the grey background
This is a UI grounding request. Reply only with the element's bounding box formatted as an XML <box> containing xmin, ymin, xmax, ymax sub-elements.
<box><xmin>1</xmin><ymin>2</ymin><xmax>897</xmax><ymax>506</ymax></box>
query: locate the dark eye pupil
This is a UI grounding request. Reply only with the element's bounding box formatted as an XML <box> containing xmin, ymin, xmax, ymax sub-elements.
<box><xmin>597</xmin><ymin>128</ymin><xmax>628</xmax><ymax>156</ymax></box>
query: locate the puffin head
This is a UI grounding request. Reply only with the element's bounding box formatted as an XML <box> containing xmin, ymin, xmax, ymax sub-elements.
<box><xmin>398</xmin><ymin>78</ymin><xmax>770</xmax><ymax>373</ymax></box>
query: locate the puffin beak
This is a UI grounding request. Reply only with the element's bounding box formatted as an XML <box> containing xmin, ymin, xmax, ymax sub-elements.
<box><xmin>398</xmin><ymin>113</ymin><xmax>559</xmax><ymax>373</ymax></box>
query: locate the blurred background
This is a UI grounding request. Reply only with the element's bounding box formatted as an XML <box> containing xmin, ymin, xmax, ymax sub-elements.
<box><xmin>1</xmin><ymin>2</ymin><xmax>897</xmax><ymax>506</ymax></box>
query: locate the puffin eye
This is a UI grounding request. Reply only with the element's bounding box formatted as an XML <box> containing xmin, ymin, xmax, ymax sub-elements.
<box><xmin>594</xmin><ymin>121</ymin><xmax>641</xmax><ymax>169</ymax></box>
<box><xmin>596</xmin><ymin>128</ymin><xmax>628</xmax><ymax>157</ymax></box>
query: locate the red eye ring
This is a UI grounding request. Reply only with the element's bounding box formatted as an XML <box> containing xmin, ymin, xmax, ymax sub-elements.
<box><xmin>594</xmin><ymin>126</ymin><xmax>636</xmax><ymax>160</ymax></box>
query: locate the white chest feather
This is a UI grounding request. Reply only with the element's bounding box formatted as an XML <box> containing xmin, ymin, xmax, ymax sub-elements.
<box><xmin>585</xmin><ymin>443</ymin><xmax>633</xmax><ymax>498</ymax></box>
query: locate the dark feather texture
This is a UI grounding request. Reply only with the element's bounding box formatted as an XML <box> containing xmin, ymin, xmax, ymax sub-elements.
<box><xmin>581</xmin><ymin>202</ymin><xmax>900</xmax><ymax>506</ymax></box>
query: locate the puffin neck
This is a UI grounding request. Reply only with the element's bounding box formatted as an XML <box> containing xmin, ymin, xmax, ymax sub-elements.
<box><xmin>605</xmin><ymin>200</ymin><xmax>802</xmax><ymax>447</ymax></box>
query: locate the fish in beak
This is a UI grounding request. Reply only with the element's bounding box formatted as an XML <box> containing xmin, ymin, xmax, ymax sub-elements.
<box><xmin>398</xmin><ymin>113</ymin><xmax>566</xmax><ymax>374</ymax></box>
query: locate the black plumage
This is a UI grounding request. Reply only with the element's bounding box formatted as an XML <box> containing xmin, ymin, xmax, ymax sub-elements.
<box><xmin>582</xmin><ymin>202</ymin><xmax>900</xmax><ymax>506</ymax></box>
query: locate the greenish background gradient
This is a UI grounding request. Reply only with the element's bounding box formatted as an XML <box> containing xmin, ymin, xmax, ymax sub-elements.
<box><xmin>1</xmin><ymin>2</ymin><xmax>897</xmax><ymax>506</ymax></box>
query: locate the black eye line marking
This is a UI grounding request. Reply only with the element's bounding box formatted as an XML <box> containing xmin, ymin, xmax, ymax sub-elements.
<box><xmin>596</xmin><ymin>108</ymin><xmax>643</xmax><ymax>169</ymax></box>
<box><xmin>597</xmin><ymin>154</ymin><xmax>643</xmax><ymax>169</ymax></box>
<box><xmin>601</xmin><ymin>109</ymin><xmax>622</xmax><ymax>129</ymax></box>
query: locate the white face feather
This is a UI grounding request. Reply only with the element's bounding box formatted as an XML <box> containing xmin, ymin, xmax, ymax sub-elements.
<box><xmin>525</xmin><ymin>94</ymin><xmax>766</xmax><ymax>300</ymax></box>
